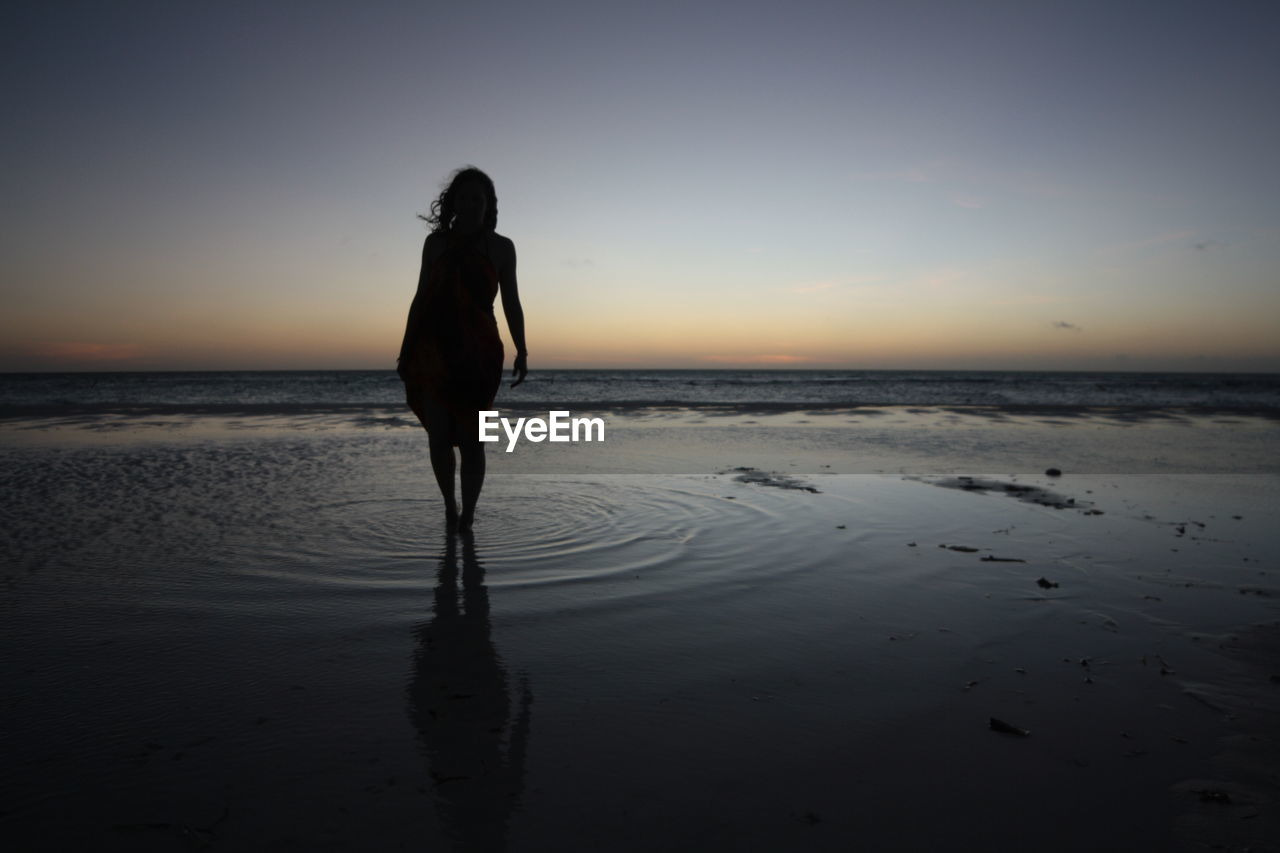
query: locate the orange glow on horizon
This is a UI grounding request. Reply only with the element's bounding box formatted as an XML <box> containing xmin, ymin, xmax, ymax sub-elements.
<box><xmin>4</xmin><ymin>300</ymin><xmax>1279</xmax><ymax>372</ymax></box>
<box><xmin>31</xmin><ymin>342</ymin><xmax>146</xmax><ymax>362</ymax></box>
<box><xmin>701</xmin><ymin>354</ymin><xmax>813</xmax><ymax>364</ymax></box>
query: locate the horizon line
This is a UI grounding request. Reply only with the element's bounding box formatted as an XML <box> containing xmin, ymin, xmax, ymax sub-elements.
<box><xmin>4</xmin><ymin>366</ymin><xmax>1280</xmax><ymax>376</ymax></box>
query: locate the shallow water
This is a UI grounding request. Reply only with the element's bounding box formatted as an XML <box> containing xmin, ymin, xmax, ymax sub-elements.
<box><xmin>2</xmin><ymin>424</ymin><xmax>1278</xmax><ymax>850</ymax></box>
<box><xmin>5</xmin><ymin>368</ymin><xmax>1279</xmax><ymax>410</ymax></box>
<box><xmin>4</xmin><ymin>404</ymin><xmax>1279</xmax><ymax>476</ymax></box>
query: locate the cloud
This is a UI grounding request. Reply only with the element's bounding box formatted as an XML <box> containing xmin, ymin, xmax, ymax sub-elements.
<box><xmin>702</xmin><ymin>354</ymin><xmax>812</xmax><ymax>364</ymax></box>
<box><xmin>785</xmin><ymin>275</ymin><xmax>882</xmax><ymax>294</ymax></box>
<box><xmin>952</xmin><ymin>194</ymin><xmax>986</xmax><ymax>209</ymax></box>
<box><xmin>909</xmin><ymin>268</ymin><xmax>967</xmax><ymax>290</ymax></box>
<box><xmin>32</xmin><ymin>342</ymin><xmax>144</xmax><ymax>361</ymax></box>
<box><xmin>988</xmin><ymin>294</ymin><xmax>1068</xmax><ymax>307</ymax></box>
<box><xmin>1104</xmin><ymin>230</ymin><xmax>1196</xmax><ymax>254</ymax></box>
<box><xmin>849</xmin><ymin>161</ymin><xmax>944</xmax><ymax>184</ymax></box>
<box><xmin>1052</xmin><ymin>321</ymin><xmax>1082</xmax><ymax>331</ymax></box>
<box><xmin>787</xmin><ymin>280</ymin><xmax>837</xmax><ymax>294</ymax></box>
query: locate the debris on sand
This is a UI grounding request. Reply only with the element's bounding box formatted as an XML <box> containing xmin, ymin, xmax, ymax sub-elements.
<box><xmin>989</xmin><ymin>717</ymin><xmax>1031</xmax><ymax>736</ymax></box>
<box><xmin>918</xmin><ymin>476</ymin><xmax>1094</xmax><ymax>512</ymax></box>
<box><xmin>726</xmin><ymin>467</ymin><xmax>820</xmax><ymax>492</ymax></box>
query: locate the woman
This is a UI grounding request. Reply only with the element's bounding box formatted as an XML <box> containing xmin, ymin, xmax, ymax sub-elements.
<box><xmin>398</xmin><ymin>167</ymin><xmax>528</xmax><ymax>532</ymax></box>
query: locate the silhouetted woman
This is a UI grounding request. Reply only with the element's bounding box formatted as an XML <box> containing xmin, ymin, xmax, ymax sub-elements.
<box><xmin>398</xmin><ymin>167</ymin><xmax>528</xmax><ymax>532</ymax></box>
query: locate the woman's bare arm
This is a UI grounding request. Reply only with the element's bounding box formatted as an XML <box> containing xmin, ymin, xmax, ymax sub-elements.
<box><xmin>496</xmin><ymin>235</ymin><xmax>528</xmax><ymax>387</ymax></box>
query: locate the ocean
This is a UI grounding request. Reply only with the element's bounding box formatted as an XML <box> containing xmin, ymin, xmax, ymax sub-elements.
<box><xmin>3</xmin><ymin>368</ymin><xmax>1278</xmax><ymax>476</ymax></box>
<box><xmin>3</xmin><ymin>368</ymin><xmax>1279</xmax><ymax>848</ymax></box>
<box><xmin>2</xmin><ymin>368</ymin><xmax>1279</xmax><ymax>414</ymax></box>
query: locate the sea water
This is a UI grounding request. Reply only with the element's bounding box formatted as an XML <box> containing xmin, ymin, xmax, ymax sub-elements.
<box><xmin>3</xmin><ymin>370</ymin><xmax>1279</xmax><ymax>849</ymax></box>
<box><xmin>2</xmin><ymin>368</ymin><xmax>1279</xmax><ymax>414</ymax></box>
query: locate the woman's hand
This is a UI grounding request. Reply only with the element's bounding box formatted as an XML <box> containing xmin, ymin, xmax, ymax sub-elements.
<box><xmin>510</xmin><ymin>352</ymin><xmax>528</xmax><ymax>388</ymax></box>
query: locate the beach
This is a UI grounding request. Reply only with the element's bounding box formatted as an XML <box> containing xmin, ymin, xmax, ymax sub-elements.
<box><xmin>8</xmin><ymin>0</ymin><xmax>1280</xmax><ymax>842</ymax></box>
<box><xmin>2</xmin><ymin>396</ymin><xmax>1278</xmax><ymax>851</ymax></box>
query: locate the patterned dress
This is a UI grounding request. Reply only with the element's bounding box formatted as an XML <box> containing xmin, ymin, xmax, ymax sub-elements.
<box><xmin>401</xmin><ymin>231</ymin><xmax>504</xmax><ymax>442</ymax></box>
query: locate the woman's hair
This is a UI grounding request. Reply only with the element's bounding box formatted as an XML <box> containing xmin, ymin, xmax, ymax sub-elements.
<box><xmin>420</xmin><ymin>166</ymin><xmax>498</xmax><ymax>232</ymax></box>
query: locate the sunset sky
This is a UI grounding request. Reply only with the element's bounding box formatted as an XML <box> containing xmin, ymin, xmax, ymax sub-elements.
<box><xmin>4</xmin><ymin>0</ymin><xmax>1278</xmax><ymax>372</ymax></box>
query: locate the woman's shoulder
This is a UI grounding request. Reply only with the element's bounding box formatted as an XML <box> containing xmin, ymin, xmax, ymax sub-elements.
<box><xmin>422</xmin><ymin>229</ymin><xmax>447</xmax><ymax>263</ymax></box>
<box><xmin>490</xmin><ymin>231</ymin><xmax>516</xmax><ymax>258</ymax></box>
<box><xmin>423</xmin><ymin>229</ymin><xmax>447</xmax><ymax>251</ymax></box>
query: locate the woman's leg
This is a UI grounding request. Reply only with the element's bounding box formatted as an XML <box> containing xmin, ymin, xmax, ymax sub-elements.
<box><xmin>457</xmin><ymin>439</ymin><xmax>486</xmax><ymax>532</ymax></box>
<box><xmin>412</xmin><ymin>390</ymin><xmax>460</xmax><ymax>526</ymax></box>
<box><xmin>428</xmin><ymin>426</ymin><xmax>459</xmax><ymax>527</ymax></box>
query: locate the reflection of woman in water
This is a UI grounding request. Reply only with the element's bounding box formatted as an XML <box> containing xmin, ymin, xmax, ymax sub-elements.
<box><xmin>398</xmin><ymin>167</ymin><xmax>528</xmax><ymax>532</ymax></box>
<box><xmin>408</xmin><ymin>535</ymin><xmax>532</xmax><ymax>852</ymax></box>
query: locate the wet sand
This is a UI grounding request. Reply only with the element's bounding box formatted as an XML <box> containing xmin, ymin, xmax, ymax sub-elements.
<box><xmin>1</xmin><ymin>413</ymin><xmax>1277</xmax><ymax>851</ymax></box>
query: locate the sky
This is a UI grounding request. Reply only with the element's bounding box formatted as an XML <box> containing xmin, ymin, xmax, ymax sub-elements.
<box><xmin>3</xmin><ymin>0</ymin><xmax>1278</xmax><ymax>372</ymax></box>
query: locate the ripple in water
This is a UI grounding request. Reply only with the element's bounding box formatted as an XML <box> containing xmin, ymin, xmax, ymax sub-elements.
<box><xmin>240</xmin><ymin>475</ymin><xmax>820</xmax><ymax>598</ymax></box>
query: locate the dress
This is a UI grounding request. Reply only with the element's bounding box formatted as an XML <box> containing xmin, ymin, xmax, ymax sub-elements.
<box><xmin>401</xmin><ymin>231</ymin><xmax>505</xmax><ymax>442</ymax></box>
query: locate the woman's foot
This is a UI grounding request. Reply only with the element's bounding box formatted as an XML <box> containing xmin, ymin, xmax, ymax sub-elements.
<box><xmin>457</xmin><ymin>508</ymin><xmax>475</xmax><ymax>533</ymax></box>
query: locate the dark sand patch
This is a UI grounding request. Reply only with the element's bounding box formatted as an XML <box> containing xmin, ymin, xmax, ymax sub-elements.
<box><xmin>921</xmin><ymin>475</ymin><xmax>1095</xmax><ymax>512</ymax></box>
<box><xmin>726</xmin><ymin>466</ymin><xmax>820</xmax><ymax>492</ymax></box>
<box><xmin>1172</xmin><ymin>621</ymin><xmax>1280</xmax><ymax>850</ymax></box>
